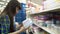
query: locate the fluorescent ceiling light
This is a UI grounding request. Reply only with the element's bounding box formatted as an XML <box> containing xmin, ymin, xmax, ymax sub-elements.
<box><xmin>2</xmin><ymin>0</ymin><xmax>6</xmax><ymax>1</ymax></box>
<box><xmin>7</xmin><ymin>0</ymin><xmax>10</xmax><ymax>2</ymax></box>
<box><xmin>0</xmin><ymin>5</ymin><xmax>1</xmax><ymax>7</ymax></box>
<box><xmin>3</xmin><ymin>6</ymin><xmax>6</xmax><ymax>8</ymax></box>
<box><xmin>0</xmin><ymin>2</ymin><xmax>4</xmax><ymax>4</ymax></box>
<box><xmin>5</xmin><ymin>3</ymin><xmax>8</xmax><ymax>5</ymax></box>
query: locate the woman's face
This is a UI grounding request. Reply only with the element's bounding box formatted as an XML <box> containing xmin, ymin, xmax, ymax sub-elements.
<box><xmin>16</xmin><ymin>7</ymin><xmax>19</xmax><ymax>14</ymax></box>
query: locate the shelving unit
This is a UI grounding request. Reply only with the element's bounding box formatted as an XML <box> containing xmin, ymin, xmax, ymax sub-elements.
<box><xmin>28</xmin><ymin>0</ymin><xmax>60</xmax><ymax>15</ymax></box>
<box><xmin>30</xmin><ymin>5</ymin><xmax>60</xmax><ymax>15</ymax></box>
<box><xmin>30</xmin><ymin>8</ymin><xmax>60</xmax><ymax>34</ymax></box>
<box><xmin>26</xmin><ymin>0</ymin><xmax>60</xmax><ymax>34</ymax></box>
<box><xmin>33</xmin><ymin>22</ymin><xmax>60</xmax><ymax>34</ymax></box>
<box><xmin>30</xmin><ymin>6</ymin><xmax>60</xmax><ymax>15</ymax></box>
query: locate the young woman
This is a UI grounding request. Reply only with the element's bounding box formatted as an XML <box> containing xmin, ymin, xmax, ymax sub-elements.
<box><xmin>0</xmin><ymin>0</ymin><xmax>27</xmax><ymax>34</ymax></box>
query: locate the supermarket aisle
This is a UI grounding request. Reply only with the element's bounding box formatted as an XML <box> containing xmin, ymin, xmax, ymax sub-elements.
<box><xmin>0</xmin><ymin>0</ymin><xmax>60</xmax><ymax>34</ymax></box>
<box><xmin>26</xmin><ymin>0</ymin><xmax>60</xmax><ymax>34</ymax></box>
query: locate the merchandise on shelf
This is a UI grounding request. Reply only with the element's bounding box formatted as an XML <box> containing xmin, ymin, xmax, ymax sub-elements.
<box><xmin>32</xmin><ymin>13</ymin><xmax>60</xmax><ymax>29</ymax></box>
<box><xmin>31</xmin><ymin>24</ymin><xmax>50</xmax><ymax>34</ymax></box>
<box><xmin>53</xmin><ymin>14</ymin><xmax>60</xmax><ymax>26</ymax></box>
<box><xmin>44</xmin><ymin>0</ymin><xmax>60</xmax><ymax>10</ymax></box>
<box><xmin>30</xmin><ymin>7</ymin><xmax>60</xmax><ymax>34</ymax></box>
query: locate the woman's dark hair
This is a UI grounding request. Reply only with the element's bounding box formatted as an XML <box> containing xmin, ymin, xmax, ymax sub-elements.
<box><xmin>4</xmin><ymin>0</ymin><xmax>21</xmax><ymax>16</ymax></box>
<box><xmin>3</xmin><ymin>0</ymin><xmax>21</xmax><ymax>32</ymax></box>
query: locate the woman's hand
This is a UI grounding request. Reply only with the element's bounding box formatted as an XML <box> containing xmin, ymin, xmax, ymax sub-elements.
<box><xmin>15</xmin><ymin>22</ymin><xmax>23</xmax><ymax>29</ymax></box>
<box><xmin>9</xmin><ymin>25</ymin><xmax>25</xmax><ymax>34</ymax></box>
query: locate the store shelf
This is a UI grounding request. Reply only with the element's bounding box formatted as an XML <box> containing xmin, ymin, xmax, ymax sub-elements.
<box><xmin>43</xmin><ymin>6</ymin><xmax>60</xmax><ymax>12</ymax></box>
<box><xmin>30</xmin><ymin>7</ymin><xmax>60</xmax><ymax>15</ymax></box>
<box><xmin>33</xmin><ymin>23</ymin><xmax>60</xmax><ymax>34</ymax></box>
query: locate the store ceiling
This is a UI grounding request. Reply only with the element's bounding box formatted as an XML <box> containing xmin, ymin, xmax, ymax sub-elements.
<box><xmin>0</xmin><ymin>0</ymin><xmax>10</xmax><ymax>13</ymax></box>
<box><xmin>0</xmin><ymin>0</ymin><xmax>10</xmax><ymax>8</ymax></box>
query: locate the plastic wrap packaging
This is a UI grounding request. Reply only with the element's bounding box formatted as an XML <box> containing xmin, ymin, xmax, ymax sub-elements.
<box><xmin>23</xmin><ymin>18</ymin><xmax>33</xmax><ymax>29</ymax></box>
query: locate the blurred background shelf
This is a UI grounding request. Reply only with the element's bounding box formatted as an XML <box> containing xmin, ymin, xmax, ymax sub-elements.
<box><xmin>33</xmin><ymin>22</ymin><xmax>60</xmax><ymax>34</ymax></box>
<box><xmin>26</xmin><ymin>0</ymin><xmax>60</xmax><ymax>15</ymax></box>
<box><xmin>30</xmin><ymin>4</ymin><xmax>60</xmax><ymax>15</ymax></box>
